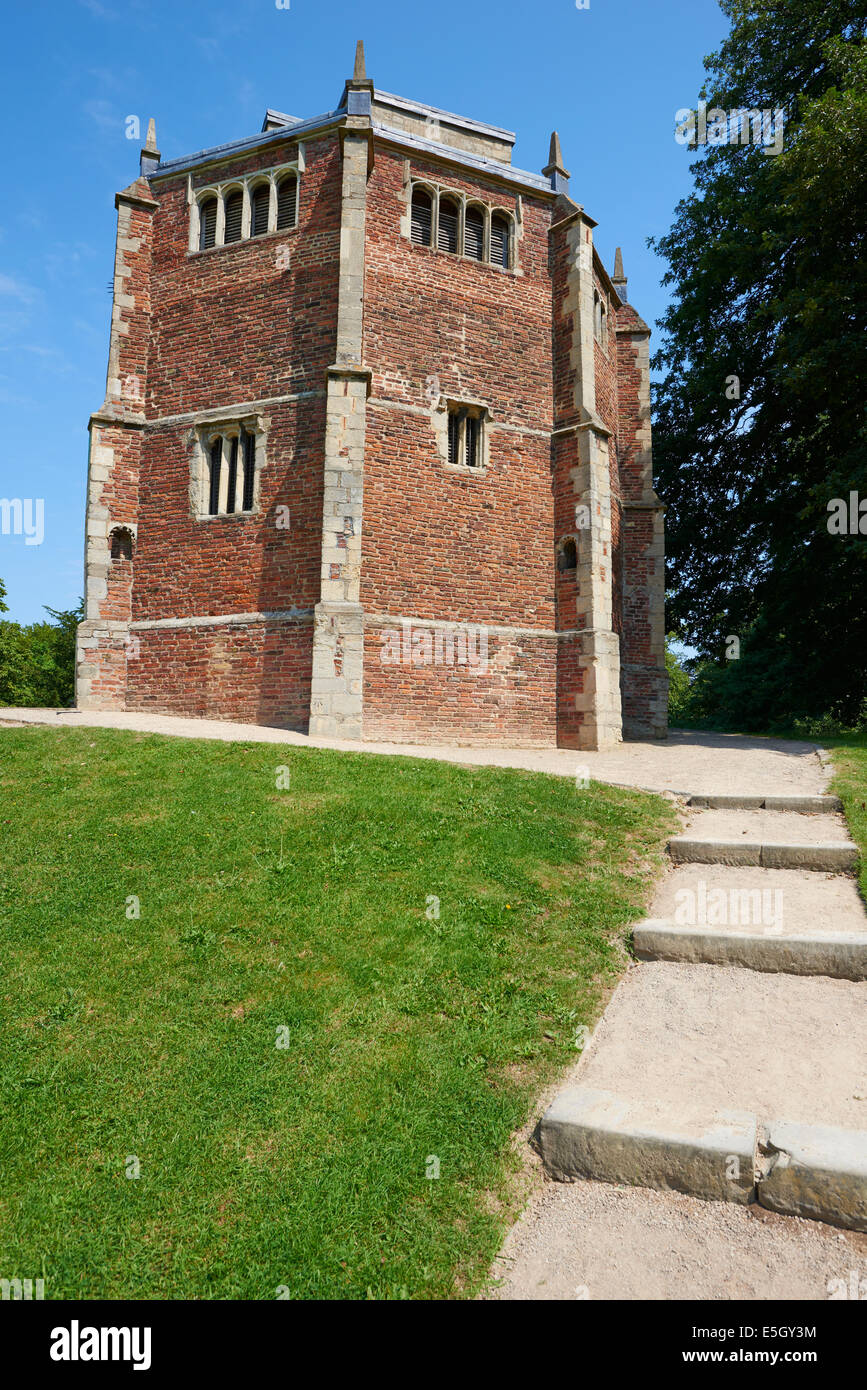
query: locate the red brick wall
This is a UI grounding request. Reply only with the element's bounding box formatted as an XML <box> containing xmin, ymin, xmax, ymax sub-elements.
<box><xmin>616</xmin><ymin>321</ymin><xmax>654</xmax><ymax>670</ymax></box>
<box><xmin>117</xmin><ymin>134</ymin><xmax>342</xmax><ymax>720</ymax></box>
<box><xmin>147</xmin><ymin>133</ymin><xmax>339</xmax><ymax>413</ymax></box>
<box><xmin>362</xmin><ymin>626</ymin><xmax>557</xmax><ymax>746</ymax></box>
<box><xmin>125</xmin><ymin>619</ymin><xmax>312</xmax><ymax>727</ymax></box>
<box><xmin>358</xmin><ymin>147</ymin><xmax>557</xmax><ymax>742</ymax></box>
<box><xmin>83</xmin><ymin>122</ymin><xmax>661</xmax><ymax>743</ymax></box>
<box><xmin>133</xmin><ymin>398</ymin><xmax>324</xmax><ymax>623</ymax></box>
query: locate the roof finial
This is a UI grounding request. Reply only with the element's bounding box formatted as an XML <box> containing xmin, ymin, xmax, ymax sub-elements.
<box><xmin>542</xmin><ymin>130</ymin><xmax>570</xmax><ymax>194</ymax></box>
<box><xmin>344</xmin><ymin>37</ymin><xmax>373</xmax><ymax>111</ymax></box>
<box><xmin>612</xmin><ymin>246</ymin><xmax>628</xmax><ymax>301</ymax></box>
<box><xmin>140</xmin><ymin>117</ymin><xmax>160</xmax><ymax>178</ymax></box>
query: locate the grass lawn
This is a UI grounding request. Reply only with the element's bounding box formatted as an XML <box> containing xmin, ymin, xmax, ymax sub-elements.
<box><xmin>826</xmin><ymin>736</ymin><xmax>867</xmax><ymax>898</ymax></box>
<box><xmin>0</xmin><ymin>726</ymin><xmax>675</xmax><ymax>1300</ymax></box>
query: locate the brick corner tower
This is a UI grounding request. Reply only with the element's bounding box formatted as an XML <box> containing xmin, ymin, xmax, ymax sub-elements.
<box><xmin>76</xmin><ymin>43</ymin><xmax>668</xmax><ymax>749</ymax></box>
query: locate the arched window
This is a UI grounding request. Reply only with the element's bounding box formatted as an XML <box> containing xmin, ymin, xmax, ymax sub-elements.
<box><xmin>438</xmin><ymin>197</ymin><xmax>459</xmax><ymax>254</ymax></box>
<box><xmin>192</xmin><ymin>165</ymin><xmax>300</xmax><ymax>252</ymax></box>
<box><xmin>410</xmin><ymin>187</ymin><xmax>433</xmax><ymax>246</ymax></box>
<box><xmin>464</xmin><ymin>206</ymin><xmax>484</xmax><ymax>261</ymax></box>
<box><xmin>204</xmin><ymin>425</ymin><xmax>259</xmax><ymax>517</ymax></box>
<box><xmin>557</xmin><ymin>538</ymin><xmax>578</xmax><ymax>572</ymax></box>
<box><xmin>276</xmin><ymin>174</ymin><xmax>297</xmax><ymax>230</ymax></box>
<box><xmin>199</xmin><ymin>196</ymin><xmax>217</xmax><ymax>250</ymax></box>
<box><xmin>110</xmin><ymin>527</ymin><xmax>134</xmax><ymax>561</ymax></box>
<box><xmin>490</xmin><ymin>213</ymin><xmax>510</xmax><ymax>269</ymax></box>
<box><xmin>223</xmin><ymin>190</ymin><xmax>243</xmax><ymax>244</ymax></box>
<box><xmin>251</xmin><ymin>183</ymin><xmax>270</xmax><ymax>237</ymax></box>
<box><xmin>594</xmin><ymin>290</ymin><xmax>608</xmax><ymax>344</ymax></box>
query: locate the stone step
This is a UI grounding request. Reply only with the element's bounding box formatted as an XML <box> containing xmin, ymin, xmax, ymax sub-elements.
<box><xmin>539</xmin><ymin>1087</ymin><xmax>867</xmax><ymax>1232</ymax></box>
<box><xmin>632</xmin><ymin>919</ymin><xmax>867</xmax><ymax>981</ymax></box>
<box><xmin>538</xmin><ymin>961</ymin><xmax>867</xmax><ymax>1230</ymax></box>
<box><xmin>650</xmin><ymin>862</ymin><xmax>867</xmax><ymax>937</ymax></box>
<box><xmin>686</xmin><ymin>794</ymin><xmax>843</xmax><ymax>813</ymax></box>
<box><xmin>668</xmin><ymin>838</ymin><xmax>858</xmax><ymax>871</ymax></box>
<box><xmin>681</xmin><ymin>807</ymin><xmax>853</xmax><ymax>845</ymax></box>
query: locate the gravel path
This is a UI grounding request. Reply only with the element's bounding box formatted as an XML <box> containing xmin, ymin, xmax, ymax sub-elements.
<box><xmin>489</xmin><ymin>1178</ymin><xmax>867</xmax><ymax>1301</ymax></box>
<box><xmin>0</xmin><ymin>709</ymin><xmax>826</xmax><ymax>796</ymax></box>
<box><xmin>485</xmin><ymin>727</ymin><xmax>867</xmax><ymax>1300</ymax></box>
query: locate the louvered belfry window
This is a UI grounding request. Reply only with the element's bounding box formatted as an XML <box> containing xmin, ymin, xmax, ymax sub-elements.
<box><xmin>438</xmin><ymin>198</ymin><xmax>459</xmax><ymax>254</ymax></box>
<box><xmin>490</xmin><ymin>214</ymin><xmax>510</xmax><ymax>269</ymax></box>
<box><xmin>194</xmin><ymin>166</ymin><xmax>298</xmax><ymax>252</ymax></box>
<box><xmin>205</xmin><ymin>429</ymin><xmax>258</xmax><ymax>517</ymax></box>
<box><xmin>411</xmin><ymin>188</ymin><xmax>433</xmax><ymax>246</ymax></box>
<box><xmin>251</xmin><ymin>184</ymin><xmax>270</xmax><ymax>237</ymax></box>
<box><xmin>199</xmin><ymin>197</ymin><xmax>218</xmax><ymax>250</ymax></box>
<box><xmin>224</xmin><ymin>191</ymin><xmax>243</xmax><ymax>244</ymax></box>
<box><xmin>276</xmin><ymin>174</ymin><xmax>297</xmax><ymax>230</ymax></box>
<box><xmin>464</xmin><ymin>207</ymin><xmax>484</xmax><ymax>261</ymax></box>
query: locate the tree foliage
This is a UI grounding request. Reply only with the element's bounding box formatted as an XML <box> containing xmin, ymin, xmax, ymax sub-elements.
<box><xmin>0</xmin><ymin>584</ymin><xmax>83</xmax><ymax>708</ymax></box>
<box><xmin>652</xmin><ymin>0</ymin><xmax>867</xmax><ymax>728</ymax></box>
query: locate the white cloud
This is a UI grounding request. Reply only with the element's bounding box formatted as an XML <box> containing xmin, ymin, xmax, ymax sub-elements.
<box><xmin>0</xmin><ymin>274</ymin><xmax>38</xmax><ymax>304</ymax></box>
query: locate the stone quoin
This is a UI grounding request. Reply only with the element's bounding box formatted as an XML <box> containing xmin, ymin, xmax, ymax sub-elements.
<box><xmin>76</xmin><ymin>42</ymin><xmax>667</xmax><ymax>749</ymax></box>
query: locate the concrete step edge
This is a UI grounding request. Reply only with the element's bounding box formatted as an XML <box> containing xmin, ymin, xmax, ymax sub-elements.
<box><xmin>539</xmin><ymin>1086</ymin><xmax>867</xmax><ymax>1232</ymax></box>
<box><xmin>686</xmin><ymin>794</ymin><xmax>844</xmax><ymax>813</ymax></box>
<box><xmin>632</xmin><ymin>920</ymin><xmax>867</xmax><ymax>980</ymax></box>
<box><xmin>667</xmin><ymin>838</ymin><xmax>858</xmax><ymax>871</ymax></box>
<box><xmin>539</xmin><ymin>1086</ymin><xmax>756</xmax><ymax>1204</ymax></box>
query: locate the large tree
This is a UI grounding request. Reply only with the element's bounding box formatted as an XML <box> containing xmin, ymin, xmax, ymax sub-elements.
<box><xmin>652</xmin><ymin>0</ymin><xmax>867</xmax><ymax>729</ymax></box>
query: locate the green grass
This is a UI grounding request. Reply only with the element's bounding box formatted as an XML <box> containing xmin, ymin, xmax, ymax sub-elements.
<box><xmin>0</xmin><ymin>726</ymin><xmax>675</xmax><ymax>1300</ymax></box>
<box><xmin>826</xmin><ymin>735</ymin><xmax>867</xmax><ymax>899</ymax></box>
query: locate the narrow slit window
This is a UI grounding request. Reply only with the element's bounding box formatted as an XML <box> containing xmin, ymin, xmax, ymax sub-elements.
<box><xmin>447</xmin><ymin>411</ymin><xmax>460</xmax><ymax>466</ymax></box>
<box><xmin>438</xmin><ymin>198</ymin><xmax>459</xmax><ymax>254</ymax></box>
<box><xmin>276</xmin><ymin>174</ymin><xmax>297</xmax><ymax>230</ymax></box>
<box><xmin>410</xmin><ymin>188</ymin><xmax>433</xmax><ymax>247</ymax></box>
<box><xmin>199</xmin><ymin>197</ymin><xmax>218</xmax><ymax>250</ymax></box>
<box><xmin>464</xmin><ymin>207</ymin><xmax>484</xmax><ymax>262</ymax></box>
<box><xmin>490</xmin><ymin>214</ymin><xmax>510</xmax><ymax>268</ymax></box>
<box><xmin>241</xmin><ymin>428</ymin><xmax>256</xmax><ymax>511</ymax></box>
<box><xmin>558</xmin><ymin>538</ymin><xmax>578</xmax><ymax>572</ymax></box>
<box><xmin>208</xmin><ymin>439</ymin><xmax>222</xmax><ymax>515</ymax></box>
<box><xmin>251</xmin><ymin>184</ymin><xmax>270</xmax><ymax>237</ymax></box>
<box><xmin>465</xmin><ymin>415</ymin><xmax>481</xmax><ymax>468</ymax></box>
<box><xmin>224</xmin><ymin>191</ymin><xmax>243</xmax><ymax>244</ymax></box>
<box><xmin>225</xmin><ymin>436</ymin><xmax>239</xmax><ymax>514</ymax></box>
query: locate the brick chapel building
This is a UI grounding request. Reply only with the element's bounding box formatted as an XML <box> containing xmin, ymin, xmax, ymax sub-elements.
<box><xmin>76</xmin><ymin>43</ymin><xmax>667</xmax><ymax>749</ymax></box>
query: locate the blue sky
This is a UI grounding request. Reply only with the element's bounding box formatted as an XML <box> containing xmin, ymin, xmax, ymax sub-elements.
<box><xmin>0</xmin><ymin>0</ymin><xmax>726</xmax><ymax>624</ymax></box>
